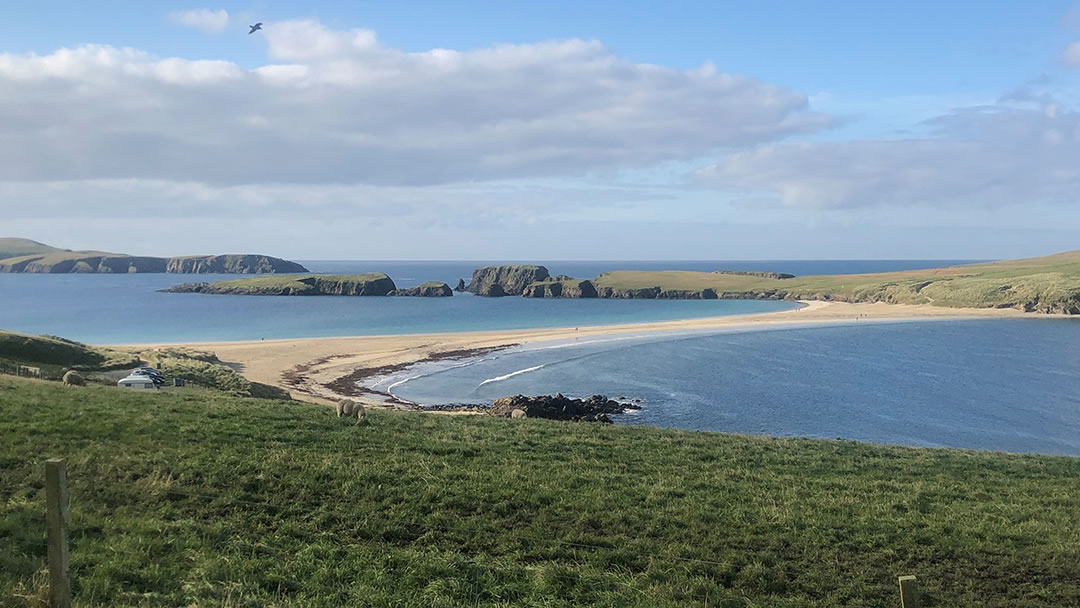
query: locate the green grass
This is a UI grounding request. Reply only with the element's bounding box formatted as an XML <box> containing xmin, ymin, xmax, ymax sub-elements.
<box><xmin>2</xmin><ymin>376</ymin><xmax>1078</xmax><ymax>607</ymax></box>
<box><xmin>0</xmin><ymin>330</ymin><xmax>139</xmax><ymax>375</ymax></box>
<box><xmin>592</xmin><ymin>250</ymin><xmax>1080</xmax><ymax>313</ymax></box>
<box><xmin>0</xmin><ymin>238</ymin><xmax>60</xmax><ymax>261</ymax></box>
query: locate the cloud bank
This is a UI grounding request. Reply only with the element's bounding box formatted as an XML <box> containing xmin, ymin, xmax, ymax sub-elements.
<box><xmin>0</xmin><ymin>20</ymin><xmax>828</xmax><ymax>189</ymax></box>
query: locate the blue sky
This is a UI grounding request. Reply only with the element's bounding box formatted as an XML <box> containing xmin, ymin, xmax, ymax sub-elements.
<box><xmin>2</xmin><ymin>1</ymin><xmax>1080</xmax><ymax>259</ymax></box>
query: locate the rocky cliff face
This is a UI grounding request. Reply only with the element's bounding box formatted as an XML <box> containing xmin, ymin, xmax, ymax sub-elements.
<box><xmin>522</xmin><ymin>279</ymin><xmax>598</xmax><ymax>298</ymax></box>
<box><xmin>467</xmin><ymin>265</ymin><xmax>550</xmax><ymax>296</ymax></box>
<box><xmin>453</xmin><ymin>279</ymin><xmax>467</xmax><ymax>292</ymax></box>
<box><xmin>165</xmin><ymin>255</ymin><xmax>308</xmax><ymax>274</ymax></box>
<box><xmin>0</xmin><ymin>252</ymin><xmax>307</xmax><ymax>274</ymax></box>
<box><xmin>713</xmin><ymin>270</ymin><xmax>795</xmax><ymax>279</ymax></box>
<box><xmin>390</xmin><ymin>282</ymin><xmax>453</xmax><ymax>297</ymax></box>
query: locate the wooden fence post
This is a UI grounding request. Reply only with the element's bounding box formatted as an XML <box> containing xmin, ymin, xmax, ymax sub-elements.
<box><xmin>45</xmin><ymin>459</ymin><xmax>71</xmax><ymax>608</ymax></box>
<box><xmin>898</xmin><ymin>575</ymin><xmax>920</xmax><ymax>608</ymax></box>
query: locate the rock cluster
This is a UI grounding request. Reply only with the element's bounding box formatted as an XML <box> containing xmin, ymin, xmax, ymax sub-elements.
<box><xmin>467</xmin><ymin>265</ymin><xmax>551</xmax><ymax>296</ymax></box>
<box><xmin>490</xmin><ymin>394</ymin><xmax>640</xmax><ymax>423</ymax></box>
<box><xmin>390</xmin><ymin>282</ymin><xmax>453</xmax><ymax>297</ymax></box>
<box><xmin>453</xmin><ymin>279</ymin><xmax>467</xmax><ymax>292</ymax></box>
<box><xmin>522</xmin><ymin>279</ymin><xmax>598</xmax><ymax>298</ymax></box>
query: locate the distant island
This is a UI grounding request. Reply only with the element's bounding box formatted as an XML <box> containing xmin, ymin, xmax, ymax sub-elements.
<box><xmin>156</xmin><ymin>250</ymin><xmax>1080</xmax><ymax>314</ymax></box>
<box><xmin>461</xmin><ymin>253</ymin><xmax>1080</xmax><ymax>314</ymax></box>
<box><xmin>0</xmin><ymin>238</ymin><xmax>307</xmax><ymax>274</ymax></box>
<box><xmin>165</xmin><ymin>274</ymin><xmax>453</xmax><ymax>297</ymax></box>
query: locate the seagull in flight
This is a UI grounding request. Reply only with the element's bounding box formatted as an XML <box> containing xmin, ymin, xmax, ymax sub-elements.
<box><xmin>248</xmin><ymin>22</ymin><xmax>263</xmax><ymax>34</ymax></box>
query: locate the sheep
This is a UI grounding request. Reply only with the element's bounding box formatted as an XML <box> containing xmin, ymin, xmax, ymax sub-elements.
<box><xmin>337</xmin><ymin>399</ymin><xmax>367</xmax><ymax>422</ymax></box>
<box><xmin>62</xmin><ymin>370</ymin><xmax>86</xmax><ymax>387</ymax></box>
<box><xmin>510</xmin><ymin>408</ymin><xmax>528</xmax><ymax>419</ymax></box>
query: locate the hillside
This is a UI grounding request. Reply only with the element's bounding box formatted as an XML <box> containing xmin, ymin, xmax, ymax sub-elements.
<box><xmin>523</xmin><ymin>250</ymin><xmax>1080</xmax><ymax>313</ymax></box>
<box><xmin>1</xmin><ymin>376</ymin><xmax>1078</xmax><ymax>607</ymax></box>
<box><xmin>0</xmin><ymin>237</ymin><xmax>61</xmax><ymax>260</ymax></box>
<box><xmin>0</xmin><ymin>329</ymin><xmax>138</xmax><ymax>374</ymax></box>
<box><xmin>165</xmin><ymin>273</ymin><xmax>399</xmax><ymax>296</ymax></box>
<box><xmin>0</xmin><ymin>238</ymin><xmax>308</xmax><ymax>274</ymax></box>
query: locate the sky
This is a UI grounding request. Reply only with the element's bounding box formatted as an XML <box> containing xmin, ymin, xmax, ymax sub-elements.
<box><xmin>2</xmin><ymin>1</ymin><xmax>1080</xmax><ymax>260</ymax></box>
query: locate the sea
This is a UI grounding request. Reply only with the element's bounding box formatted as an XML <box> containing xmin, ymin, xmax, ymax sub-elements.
<box><xmin>5</xmin><ymin>258</ymin><xmax>1080</xmax><ymax>456</ymax></box>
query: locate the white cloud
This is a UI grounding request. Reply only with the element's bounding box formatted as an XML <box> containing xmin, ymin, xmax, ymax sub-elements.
<box><xmin>168</xmin><ymin>9</ymin><xmax>230</xmax><ymax>34</ymax></box>
<box><xmin>1065</xmin><ymin>41</ymin><xmax>1080</xmax><ymax>67</ymax></box>
<box><xmin>696</xmin><ymin>104</ymin><xmax>1080</xmax><ymax>209</ymax></box>
<box><xmin>0</xmin><ymin>20</ymin><xmax>829</xmax><ymax>189</ymax></box>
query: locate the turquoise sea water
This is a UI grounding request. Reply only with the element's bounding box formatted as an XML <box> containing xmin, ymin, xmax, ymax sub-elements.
<box><xmin>0</xmin><ymin>259</ymin><xmax>971</xmax><ymax>344</ymax></box>
<box><xmin>387</xmin><ymin>319</ymin><xmax>1080</xmax><ymax>456</ymax></box>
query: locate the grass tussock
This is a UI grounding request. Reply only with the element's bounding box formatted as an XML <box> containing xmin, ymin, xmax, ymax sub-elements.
<box><xmin>2</xmin><ymin>376</ymin><xmax>1079</xmax><ymax>607</ymax></box>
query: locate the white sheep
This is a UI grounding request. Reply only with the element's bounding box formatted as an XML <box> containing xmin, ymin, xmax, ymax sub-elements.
<box><xmin>337</xmin><ymin>399</ymin><xmax>367</xmax><ymax>422</ymax></box>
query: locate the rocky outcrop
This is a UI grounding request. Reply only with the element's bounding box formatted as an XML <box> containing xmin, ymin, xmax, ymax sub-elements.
<box><xmin>165</xmin><ymin>274</ymin><xmax>396</xmax><ymax>296</ymax></box>
<box><xmin>522</xmin><ymin>279</ymin><xmax>598</xmax><ymax>298</ymax></box>
<box><xmin>467</xmin><ymin>265</ymin><xmax>550</xmax><ymax>296</ymax></box>
<box><xmin>390</xmin><ymin>282</ymin><xmax>453</xmax><ymax>297</ymax></box>
<box><xmin>454</xmin><ymin>279</ymin><xmax>467</xmax><ymax>292</ymax></box>
<box><xmin>0</xmin><ymin>252</ymin><xmax>307</xmax><ymax>274</ymax></box>
<box><xmin>165</xmin><ymin>255</ymin><xmax>307</xmax><ymax>274</ymax></box>
<box><xmin>490</xmin><ymin>394</ymin><xmax>640</xmax><ymax>423</ymax></box>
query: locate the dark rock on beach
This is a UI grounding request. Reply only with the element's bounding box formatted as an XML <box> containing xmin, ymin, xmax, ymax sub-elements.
<box><xmin>490</xmin><ymin>394</ymin><xmax>640</xmax><ymax>423</ymax></box>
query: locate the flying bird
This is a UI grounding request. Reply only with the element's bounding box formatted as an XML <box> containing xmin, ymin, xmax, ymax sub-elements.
<box><xmin>248</xmin><ymin>22</ymin><xmax>262</xmax><ymax>34</ymax></box>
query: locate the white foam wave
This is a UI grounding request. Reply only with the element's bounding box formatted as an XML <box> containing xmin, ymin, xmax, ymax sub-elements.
<box><xmin>478</xmin><ymin>364</ymin><xmax>546</xmax><ymax>386</ymax></box>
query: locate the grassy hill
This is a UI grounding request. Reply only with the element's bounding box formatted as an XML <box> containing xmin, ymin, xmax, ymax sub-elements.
<box><xmin>590</xmin><ymin>250</ymin><xmax>1080</xmax><ymax>313</ymax></box>
<box><xmin>2</xmin><ymin>376</ymin><xmax>1078</xmax><ymax>607</ymax></box>
<box><xmin>165</xmin><ymin>273</ymin><xmax>397</xmax><ymax>296</ymax></box>
<box><xmin>0</xmin><ymin>238</ymin><xmax>308</xmax><ymax>274</ymax></box>
<box><xmin>0</xmin><ymin>329</ymin><xmax>139</xmax><ymax>375</ymax></box>
<box><xmin>0</xmin><ymin>238</ymin><xmax>62</xmax><ymax>260</ymax></box>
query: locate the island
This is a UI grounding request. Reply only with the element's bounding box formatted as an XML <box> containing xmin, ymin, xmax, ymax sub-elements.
<box><xmin>164</xmin><ymin>274</ymin><xmax>400</xmax><ymax>296</ymax></box>
<box><xmin>0</xmin><ymin>237</ymin><xmax>307</xmax><ymax>274</ymax></box>
<box><xmin>463</xmin><ymin>251</ymin><xmax>1080</xmax><ymax>314</ymax></box>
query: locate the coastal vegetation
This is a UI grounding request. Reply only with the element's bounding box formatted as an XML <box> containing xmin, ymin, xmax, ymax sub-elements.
<box><xmin>0</xmin><ymin>237</ymin><xmax>307</xmax><ymax>274</ymax></box>
<box><xmin>2</xmin><ymin>375</ymin><xmax>1079</xmax><ymax>607</ymax></box>
<box><xmin>0</xmin><ymin>330</ymin><xmax>138</xmax><ymax>376</ymax></box>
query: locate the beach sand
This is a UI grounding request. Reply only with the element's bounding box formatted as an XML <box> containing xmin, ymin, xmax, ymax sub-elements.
<box><xmin>131</xmin><ymin>300</ymin><xmax>1046</xmax><ymax>408</ymax></box>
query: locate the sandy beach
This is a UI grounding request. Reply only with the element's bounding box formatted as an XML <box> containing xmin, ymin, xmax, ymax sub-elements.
<box><xmin>131</xmin><ymin>300</ymin><xmax>1048</xmax><ymax>408</ymax></box>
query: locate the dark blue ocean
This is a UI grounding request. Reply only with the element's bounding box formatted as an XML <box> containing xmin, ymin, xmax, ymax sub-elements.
<box><xmin>387</xmin><ymin>319</ymin><xmax>1080</xmax><ymax>456</ymax></box>
<box><xmin>7</xmin><ymin>258</ymin><xmax>1079</xmax><ymax>455</ymax></box>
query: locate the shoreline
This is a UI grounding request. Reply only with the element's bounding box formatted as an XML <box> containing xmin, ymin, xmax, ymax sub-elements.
<box><xmin>127</xmin><ymin>300</ymin><xmax>1066</xmax><ymax>409</ymax></box>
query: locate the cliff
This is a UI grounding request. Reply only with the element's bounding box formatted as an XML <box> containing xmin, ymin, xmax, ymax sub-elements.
<box><xmin>0</xmin><ymin>238</ymin><xmax>308</xmax><ymax>274</ymax></box>
<box><xmin>390</xmin><ymin>282</ymin><xmax>454</xmax><ymax>297</ymax></box>
<box><xmin>467</xmin><ymin>265</ymin><xmax>551</xmax><ymax>296</ymax></box>
<box><xmin>165</xmin><ymin>255</ymin><xmax>308</xmax><ymax>274</ymax></box>
<box><xmin>522</xmin><ymin>279</ymin><xmax>598</xmax><ymax>298</ymax></box>
<box><xmin>164</xmin><ymin>274</ymin><xmax>397</xmax><ymax>296</ymax></box>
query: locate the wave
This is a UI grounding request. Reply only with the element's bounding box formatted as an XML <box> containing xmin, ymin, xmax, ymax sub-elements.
<box><xmin>478</xmin><ymin>364</ymin><xmax>547</xmax><ymax>386</ymax></box>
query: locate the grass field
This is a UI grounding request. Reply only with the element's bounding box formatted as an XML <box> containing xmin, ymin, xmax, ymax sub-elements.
<box><xmin>0</xmin><ymin>330</ymin><xmax>139</xmax><ymax>377</ymax></box>
<box><xmin>0</xmin><ymin>238</ymin><xmax>60</xmax><ymax>261</ymax></box>
<box><xmin>2</xmin><ymin>376</ymin><xmax>1079</xmax><ymax>607</ymax></box>
<box><xmin>592</xmin><ymin>250</ymin><xmax>1080</xmax><ymax>313</ymax></box>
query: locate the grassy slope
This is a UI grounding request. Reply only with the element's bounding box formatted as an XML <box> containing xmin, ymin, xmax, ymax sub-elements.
<box><xmin>593</xmin><ymin>250</ymin><xmax>1080</xmax><ymax>312</ymax></box>
<box><xmin>0</xmin><ymin>238</ymin><xmax>61</xmax><ymax>260</ymax></box>
<box><xmin>0</xmin><ymin>330</ymin><xmax>138</xmax><ymax>374</ymax></box>
<box><xmin>2</xmin><ymin>377</ymin><xmax>1078</xmax><ymax>607</ymax></box>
